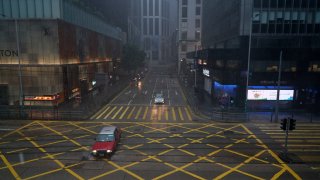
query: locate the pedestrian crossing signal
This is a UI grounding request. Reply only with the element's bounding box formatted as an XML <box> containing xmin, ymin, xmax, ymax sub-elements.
<box><xmin>280</xmin><ymin>118</ymin><xmax>288</xmax><ymax>130</ymax></box>
<box><xmin>288</xmin><ymin>118</ymin><xmax>296</xmax><ymax>130</ymax></box>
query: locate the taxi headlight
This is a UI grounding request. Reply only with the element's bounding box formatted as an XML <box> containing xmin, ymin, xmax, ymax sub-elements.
<box><xmin>92</xmin><ymin>150</ymin><xmax>97</xmax><ymax>154</ymax></box>
<box><xmin>107</xmin><ymin>150</ymin><xmax>112</xmax><ymax>153</ymax></box>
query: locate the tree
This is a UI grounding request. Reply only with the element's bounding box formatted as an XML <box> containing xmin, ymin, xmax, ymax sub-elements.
<box><xmin>121</xmin><ymin>44</ymin><xmax>145</xmax><ymax>72</ymax></box>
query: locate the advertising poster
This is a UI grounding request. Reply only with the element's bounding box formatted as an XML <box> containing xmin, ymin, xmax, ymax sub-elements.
<box><xmin>248</xmin><ymin>89</ymin><xmax>294</xmax><ymax>101</ymax></box>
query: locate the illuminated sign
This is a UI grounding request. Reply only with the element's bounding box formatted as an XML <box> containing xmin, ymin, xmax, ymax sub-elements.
<box><xmin>203</xmin><ymin>68</ymin><xmax>210</xmax><ymax>77</ymax></box>
<box><xmin>0</xmin><ymin>50</ymin><xmax>18</xmax><ymax>57</ymax></box>
<box><xmin>247</xmin><ymin>89</ymin><xmax>294</xmax><ymax>101</ymax></box>
<box><xmin>24</xmin><ymin>95</ymin><xmax>59</xmax><ymax>101</ymax></box>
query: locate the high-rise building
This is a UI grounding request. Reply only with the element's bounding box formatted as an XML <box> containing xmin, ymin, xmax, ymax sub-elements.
<box><xmin>198</xmin><ymin>0</ymin><xmax>320</xmax><ymax>110</ymax></box>
<box><xmin>177</xmin><ymin>0</ymin><xmax>202</xmax><ymax>72</ymax></box>
<box><xmin>0</xmin><ymin>0</ymin><xmax>123</xmax><ymax>106</ymax></box>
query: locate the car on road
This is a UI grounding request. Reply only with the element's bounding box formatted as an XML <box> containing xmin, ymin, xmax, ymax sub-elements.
<box><xmin>91</xmin><ymin>126</ymin><xmax>121</xmax><ymax>157</ymax></box>
<box><xmin>154</xmin><ymin>93</ymin><xmax>165</xmax><ymax>104</ymax></box>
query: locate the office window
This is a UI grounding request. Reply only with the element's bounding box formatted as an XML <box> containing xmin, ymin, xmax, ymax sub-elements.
<box><xmin>149</xmin><ymin>18</ymin><xmax>154</xmax><ymax>35</ymax></box>
<box><xmin>181</xmin><ymin>31</ymin><xmax>187</xmax><ymax>40</ymax></box>
<box><xmin>182</xmin><ymin>0</ymin><xmax>188</xmax><ymax>5</ymax></box>
<box><xmin>270</xmin><ymin>0</ymin><xmax>277</xmax><ymax>8</ymax></box>
<box><xmin>278</xmin><ymin>0</ymin><xmax>285</xmax><ymax>8</ymax></box>
<box><xmin>149</xmin><ymin>0</ymin><xmax>153</xmax><ymax>16</ymax></box>
<box><xmin>196</xmin><ymin>7</ymin><xmax>201</xmax><ymax>16</ymax></box>
<box><xmin>286</xmin><ymin>0</ymin><xmax>293</xmax><ymax>8</ymax></box>
<box><xmin>195</xmin><ymin>19</ymin><xmax>200</xmax><ymax>28</ymax></box>
<box><xmin>143</xmin><ymin>0</ymin><xmax>147</xmax><ymax>16</ymax></box>
<box><xmin>293</xmin><ymin>0</ymin><xmax>300</xmax><ymax>8</ymax></box>
<box><xmin>182</xmin><ymin>7</ymin><xmax>188</xmax><ymax>18</ymax></box>
<box><xmin>181</xmin><ymin>44</ymin><xmax>187</xmax><ymax>52</ymax></box>
<box><xmin>155</xmin><ymin>18</ymin><xmax>159</xmax><ymax>35</ymax></box>
<box><xmin>143</xmin><ymin>18</ymin><xmax>148</xmax><ymax>35</ymax></box>
<box><xmin>262</xmin><ymin>0</ymin><xmax>269</xmax><ymax>8</ymax></box>
<box><xmin>155</xmin><ymin>0</ymin><xmax>159</xmax><ymax>16</ymax></box>
<box><xmin>195</xmin><ymin>31</ymin><xmax>200</xmax><ymax>41</ymax></box>
<box><xmin>254</xmin><ymin>0</ymin><xmax>261</xmax><ymax>8</ymax></box>
<box><xmin>196</xmin><ymin>0</ymin><xmax>201</xmax><ymax>5</ymax></box>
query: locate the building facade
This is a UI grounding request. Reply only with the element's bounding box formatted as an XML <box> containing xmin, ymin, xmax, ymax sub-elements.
<box><xmin>198</xmin><ymin>0</ymin><xmax>320</xmax><ymax>111</ymax></box>
<box><xmin>0</xmin><ymin>0</ymin><xmax>123</xmax><ymax>106</ymax></box>
<box><xmin>178</xmin><ymin>0</ymin><xmax>202</xmax><ymax>73</ymax></box>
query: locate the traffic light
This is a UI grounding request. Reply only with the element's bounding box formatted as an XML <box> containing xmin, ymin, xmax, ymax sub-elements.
<box><xmin>289</xmin><ymin>118</ymin><xmax>296</xmax><ymax>130</ymax></box>
<box><xmin>280</xmin><ymin>118</ymin><xmax>288</xmax><ymax>130</ymax></box>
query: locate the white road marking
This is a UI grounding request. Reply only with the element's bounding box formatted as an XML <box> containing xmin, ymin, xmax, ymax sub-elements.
<box><xmin>175</xmin><ymin>90</ymin><xmax>178</xmax><ymax>95</ymax></box>
<box><xmin>133</xmin><ymin>93</ymin><xmax>137</xmax><ymax>98</ymax></box>
<box><xmin>0</xmin><ymin>128</ymin><xmax>14</xmax><ymax>131</ymax></box>
<box><xmin>128</xmin><ymin>100</ymin><xmax>132</xmax><ymax>105</ymax></box>
<box><xmin>144</xmin><ymin>90</ymin><xmax>148</xmax><ymax>95</ymax></box>
<box><xmin>125</xmin><ymin>90</ymin><xmax>131</xmax><ymax>95</ymax></box>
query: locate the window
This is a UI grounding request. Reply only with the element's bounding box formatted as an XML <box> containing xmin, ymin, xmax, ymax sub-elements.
<box><xmin>149</xmin><ymin>0</ymin><xmax>153</xmax><ymax>16</ymax></box>
<box><xmin>182</xmin><ymin>0</ymin><xmax>188</xmax><ymax>5</ymax></box>
<box><xmin>195</xmin><ymin>19</ymin><xmax>200</xmax><ymax>28</ymax></box>
<box><xmin>155</xmin><ymin>18</ymin><xmax>159</xmax><ymax>35</ymax></box>
<box><xmin>149</xmin><ymin>18</ymin><xmax>153</xmax><ymax>35</ymax></box>
<box><xmin>182</xmin><ymin>7</ymin><xmax>187</xmax><ymax>18</ymax></box>
<box><xmin>143</xmin><ymin>0</ymin><xmax>147</xmax><ymax>16</ymax></box>
<box><xmin>254</xmin><ymin>0</ymin><xmax>261</xmax><ymax>8</ymax></box>
<box><xmin>196</xmin><ymin>0</ymin><xmax>201</xmax><ymax>5</ymax></box>
<box><xmin>262</xmin><ymin>0</ymin><xmax>269</xmax><ymax>8</ymax></box>
<box><xmin>181</xmin><ymin>44</ymin><xmax>187</xmax><ymax>52</ymax></box>
<box><xmin>195</xmin><ymin>31</ymin><xmax>200</xmax><ymax>41</ymax></box>
<box><xmin>286</xmin><ymin>0</ymin><xmax>293</xmax><ymax>8</ymax></box>
<box><xmin>155</xmin><ymin>0</ymin><xmax>159</xmax><ymax>16</ymax></box>
<box><xmin>143</xmin><ymin>18</ymin><xmax>148</xmax><ymax>35</ymax></box>
<box><xmin>196</xmin><ymin>7</ymin><xmax>201</xmax><ymax>16</ymax></box>
<box><xmin>181</xmin><ymin>31</ymin><xmax>187</xmax><ymax>40</ymax></box>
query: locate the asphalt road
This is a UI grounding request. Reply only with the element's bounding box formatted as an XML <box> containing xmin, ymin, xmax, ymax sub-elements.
<box><xmin>90</xmin><ymin>66</ymin><xmax>196</xmax><ymax>122</ymax></box>
<box><xmin>1</xmin><ymin>121</ymin><xmax>318</xmax><ymax>180</ymax></box>
<box><xmin>0</xmin><ymin>66</ymin><xmax>319</xmax><ymax>179</ymax></box>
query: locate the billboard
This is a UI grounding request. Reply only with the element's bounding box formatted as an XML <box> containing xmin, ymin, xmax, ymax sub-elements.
<box><xmin>248</xmin><ymin>89</ymin><xmax>294</xmax><ymax>101</ymax></box>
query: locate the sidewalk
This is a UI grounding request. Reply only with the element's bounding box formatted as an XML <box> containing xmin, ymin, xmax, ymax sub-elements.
<box><xmin>54</xmin><ymin>75</ymin><xmax>130</xmax><ymax>120</ymax></box>
<box><xmin>179</xmin><ymin>77</ymin><xmax>320</xmax><ymax>123</ymax></box>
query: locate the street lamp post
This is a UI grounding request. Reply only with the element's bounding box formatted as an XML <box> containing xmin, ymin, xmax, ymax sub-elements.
<box><xmin>1</xmin><ymin>13</ymin><xmax>24</xmax><ymax>117</ymax></box>
<box><xmin>245</xmin><ymin>12</ymin><xmax>259</xmax><ymax>112</ymax></box>
<box><xmin>275</xmin><ymin>50</ymin><xmax>283</xmax><ymax>123</ymax></box>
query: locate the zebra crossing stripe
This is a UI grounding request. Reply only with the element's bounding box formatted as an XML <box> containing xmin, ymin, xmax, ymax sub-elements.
<box><xmin>185</xmin><ymin>107</ymin><xmax>192</xmax><ymax>121</ymax></box>
<box><xmin>143</xmin><ymin>107</ymin><xmax>149</xmax><ymax>120</ymax></box>
<box><xmin>165</xmin><ymin>108</ymin><xmax>169</xmax><ymax>121</ymax></box>
<box><xmin>96</xmin><ymin>106</ymin><xmax>110</xmax><ymax>119</ymax></box>
<box><xmin>172</xmin><ymin>107</ymin><xmax>177</xmax><ymax>121</ymax></box>
<box><xmin>112</xmin><ymin>106</ymin><xmax>123</xmax><ymax>119</ymax></box>
<box><xmin>135</xmin><ymin>107</ymin><xmax>143</xmax><ymax>119</ymax></box>
<box><xmin>178</xmin><ymin>107</ymin><xmax>184</xmax><ymax>121</ymax></box>
<box><xmin>158</xmin><ymin>107</ymin><xmax>162</xmax><ymax>121</ymax></box>
<box><xmin>119</xmin><ymin>106</ymin><xmax>129</xmax><ymax>120</ymax></box>
<box><xmin>90</xmin><ymin>103</ymin><xmax>109</xmax><ymax>119</ymax></box>
<box><xmin>104</xmin><ymin>106</ymin><xmax>117</xmax><ymax>119</ymax></box>
<box><xmin>127</xmin><ymin>107</ymin><xmax>136</xmax><ymax>119</ymax></box>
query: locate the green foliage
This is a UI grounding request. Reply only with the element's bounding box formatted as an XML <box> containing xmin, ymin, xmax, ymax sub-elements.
<box><xmin>121</xmin><ymin>45</ymin><xmax>145</xmax><ymax>72</ymax></box>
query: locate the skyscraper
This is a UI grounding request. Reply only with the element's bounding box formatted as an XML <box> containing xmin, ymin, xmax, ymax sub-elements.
<box><xmin>198</xmin><ymin>0</ymin><xmax>320</xmax><ymax>110</ymax></box>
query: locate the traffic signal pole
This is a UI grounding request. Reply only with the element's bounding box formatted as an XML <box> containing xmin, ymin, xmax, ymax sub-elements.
<box><xmin>284</xmin><ymin>119</ymin><xmax>290</xmax><ymax>158</ymax></box>
<box><xmin>280</xmin><ymin>118</ymin><xmax>296</xmax><ymax>161</ymax></box>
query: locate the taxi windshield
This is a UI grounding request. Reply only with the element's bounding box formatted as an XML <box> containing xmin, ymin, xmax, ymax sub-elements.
<box><xmin>96</xmin><ymin>134</ymin><xmax>115</xmax><ymax>142</ymax></box>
